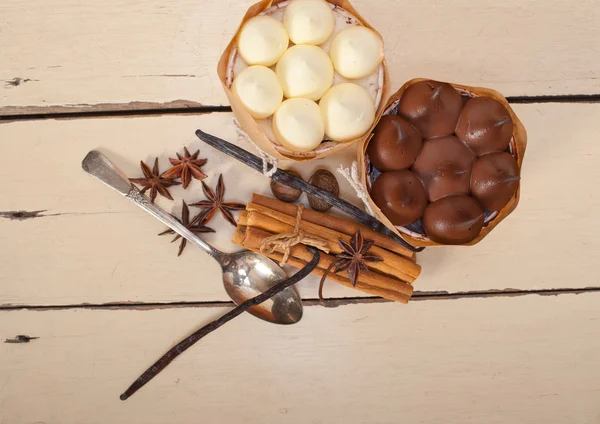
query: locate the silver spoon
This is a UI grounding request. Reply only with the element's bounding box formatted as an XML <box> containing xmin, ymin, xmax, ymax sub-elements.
<box><xmin>82</xmin><ymin>150</ymin><xmax>303</xmax><ymax>325</ymax></box>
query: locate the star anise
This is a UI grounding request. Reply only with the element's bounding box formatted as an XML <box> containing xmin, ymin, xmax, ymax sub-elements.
<box><xmin>318</xmin><ymin>230</ymin><xmax>383</xmax><ymax>301</ymax></box>
<box><xmin>161</xmin><ymin>147</ymin><xmax>208</xmax><ymax>189</ymax></box>
<box><xmin>159</xmin><ymin>201</ymin><xmax>215</xmax><ymax>256</ymax></box>
<box><xmin>129</xmin><ymin>158</ymin><xmax>180</xmax><ymax>203</ymax></box>
<box><xmin>190</xmin><ymin>174</ymin><xmax>245</xmax><ymax>227</ymax></box>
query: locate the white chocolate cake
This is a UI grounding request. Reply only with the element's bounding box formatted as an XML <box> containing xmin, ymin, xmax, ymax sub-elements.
<box><xmin>226</xmin><ymin>0</ymin><xmax>385</xmax><ymax>157</ymax></box>
<box><xmin>329</xmin><ymin>26</ymin><xmax>384</xmax><ymax>79</ymax></box>
<box><xmin>237</xmin><ymin>15</ymin><xmax>289</xmax><ymax>67</ymax></box>
<box><xmin>276</xmin><ymin>45</ymin><xmax>334</xmax><ymax>101</ymax></box>
<box><xmin>273</xmin><ymin>98</ymin><xmax>325</xmax><ymax>152</ymax></box>
<box><xmin>232</xmin><ymin>65</ymin><xmax>283</xmax><ymax>119</ymax></box>
<box><xmin>283</xmin><ymin>0</ymin><xmax>335</xmax><ymax>45</ymax></box>
<box><xmin>319</xmin><ymin>83</ymin><xmax>375</xmax><ymax>142</ymax></box>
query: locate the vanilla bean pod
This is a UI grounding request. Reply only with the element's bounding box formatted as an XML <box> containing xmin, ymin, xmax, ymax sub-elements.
<box><xmin>120</xmin><ymin>246</ymin><xmax>321</xmax><ymax>401</ymax></box>
<box><xmin>195</xmin><ymin>129</ymin><xmax>423</xmax><ymax>253</ymax></box>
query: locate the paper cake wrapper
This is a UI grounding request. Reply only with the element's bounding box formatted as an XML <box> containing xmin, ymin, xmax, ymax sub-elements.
<box><xmin>359</xmin><ymin>78</ymin><xmax>528</xmax><ymax>247</ymax></box>
<box><xmin>217</xmin><ymin>0</ymin><xmax>390</xmax><ymax>163</ymax></box>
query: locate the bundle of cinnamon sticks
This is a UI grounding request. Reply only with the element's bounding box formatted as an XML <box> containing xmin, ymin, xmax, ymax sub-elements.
<box><xmin>233</xmin><ymin>194</ymin><xmax>421</xmax><ymax>303</ymax></box>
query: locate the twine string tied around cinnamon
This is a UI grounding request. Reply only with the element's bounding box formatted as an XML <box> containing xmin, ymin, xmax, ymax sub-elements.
<box><xmin>259</xmin><ymin>204</ymin><xmax>330</xmax><ymax>266</ymax></box>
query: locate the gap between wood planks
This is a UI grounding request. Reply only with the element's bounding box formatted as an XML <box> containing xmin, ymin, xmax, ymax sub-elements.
<box><xmin>0</xmin><ymin>209</ymin><xmax>131</xmax><ymax>221</ymax></box>
<box><xmin>1</xmin><ymin>287</ymin><xmax>599</xmax><ymax>312</ymax></box>
<box><xmin>1</xmin><ymin>94</ymin><xmax>600</xmax><ymax>123</ymax></box>
<box><xmin>0</xmin><ymin>101</ymin><xmax>229</xmax><ymax>123</ymax></box>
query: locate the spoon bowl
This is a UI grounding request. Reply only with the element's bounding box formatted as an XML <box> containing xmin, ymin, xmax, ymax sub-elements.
<box><xmin>82</xmin><ymin>150</ymin><xmax>303</xmax><ymax>325</ymax></box>
<box><xmin>222</xmin><ymin>251</ymin><xmax>302</xmax><ymax>324</ymax></box>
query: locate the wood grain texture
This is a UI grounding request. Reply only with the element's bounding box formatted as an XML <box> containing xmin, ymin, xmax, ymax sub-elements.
<box><xmin>1</xmin><ymin>294</ymin><xmax>600</xmax><ymax>423</ymax></box>
<box><xmin>1</xmin><ymin>103</ymin><xmax>599</xmax><ymax>306</ymax></box>
<box><xmin>1</xmin><ymin>0</ymin><xmax>600</xmax><ymax>115</ymax></box>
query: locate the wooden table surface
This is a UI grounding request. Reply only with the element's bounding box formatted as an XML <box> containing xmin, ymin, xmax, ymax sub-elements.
<box><xmin>1</xmin><ymin>1</ymin><xmax>599</xmax><ymax>423</ymax></box>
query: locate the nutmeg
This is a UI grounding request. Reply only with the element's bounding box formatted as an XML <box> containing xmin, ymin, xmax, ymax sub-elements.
<box><xmin>398</xmin><ymin>80</ymin><xmax>463</xmax><ymax>139</ymax></box>
<box><xmin>412</xmin><ymin>136</ymin><xmax>475</xmax><ymax>202</ymax></box>
<box><xmin>367</xmin><ymin>115</ymin><xmax>423</xmax><ymax>171</ymax></box>
<box><xmin>455</xmin><ymin>96</ymin><xmax>514</xmax><ymax>156</ymax></box>
<box><xmin>308</xmin><ymin>169</ymin><xmax>339</xmax><ymax>212</ymax></box>
<box><xmin>370</xmin><ymin>170</ymin><xmax>427</xmax><ymax>227</ymax></box>
<box><xmin>422</xmin><ymin>195</ymin><xmax>485</xmax><ymax>245</ymax></box>
<box><xmin>470</xmin><ymin>152</ymin><xmax>520</xmax><ymax>211</ymax></box>
<box><xmin>271</xmin><ymin>170</ymin><xmax>303</xmax><ymax>203</ymax></box>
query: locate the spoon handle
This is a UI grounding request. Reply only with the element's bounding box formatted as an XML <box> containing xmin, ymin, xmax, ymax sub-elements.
<box><xmin>81</xmin><ymin>151</ymin><xmax>223</xmax><ymax>261</ymax></box>
<box><xmin>119</xmin><ymin>246</ymin><xmax>321</xmax><ymax>401</ymax></box>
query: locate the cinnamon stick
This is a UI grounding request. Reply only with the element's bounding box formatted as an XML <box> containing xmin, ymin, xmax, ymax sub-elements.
<box><xmin>251</xmin><ymin>194</ymin><xmax>416</xmax><ymax>260</ymax></box>
<box><xmin>241</xmin><ymin>209</ymin><xmax>420</xmax><ymax>283</ymax></box>
<box><xmin>234</xmin><ymin>225</ymin><xmax>413</xmax><ymax>303</ymax></box>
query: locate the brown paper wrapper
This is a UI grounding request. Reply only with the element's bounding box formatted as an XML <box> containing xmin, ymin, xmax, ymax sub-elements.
<box><xmin>217</xmin><ymin>0</ymin><xmax>390</xmax><ymax>163</ymax></box>
<box><xmin>358</xmin><ymin>78</ymin><xmax>528</xmax><ymax>247</ymax></box>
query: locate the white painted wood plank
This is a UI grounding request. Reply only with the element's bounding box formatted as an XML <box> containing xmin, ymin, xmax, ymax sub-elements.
<box><xmin>1</xmin><ymin>294</ymin><xmax>599</xmax><ymax>423</ymax></box>
<box><xmin>0</xmin><ymin>112</ymin><xmax>366</xmax><ymax>304</ymax></box>
<box><xmin>2</xmin><ymin>0</ymin><xmax>599</xmax><ymax>113</ymax></box>
<box><xmin>1</xmin><ymin>103</ymin><xmax>599</xmax><ymax>305</ymax></box>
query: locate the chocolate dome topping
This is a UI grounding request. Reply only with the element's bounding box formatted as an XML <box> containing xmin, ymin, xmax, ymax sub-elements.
<box><xmin>455</xmin><ymin>97</ymin><xmax>514</xmax><ymax>156</ymax></box>
<box><xmin>370</xmin><ymin>170</ymin><xmax>427</xmax><ymax>227</ymax></box>
<box><xmin>422</xmin><ymin>195</ymin><xmax>485</xmax><ymax>245</ymax></box>
<box><xmin>412</xmin><ymin>136</ymin><xmax>475</xmax><ymax>202</ymax></box>
<box><xmin>471</xmin><ymin>152</ymin><xmax>520</xmax><ymax>211</ymax></box>
<box><xmin>398</xmin><ymin>80</ymin><xmax>463</xmax><ymax>139</ymax></box>
<box><xmin>367</xmin><ymin>115</ymin><xmax>423</xmax><ymax>171</ymax></box>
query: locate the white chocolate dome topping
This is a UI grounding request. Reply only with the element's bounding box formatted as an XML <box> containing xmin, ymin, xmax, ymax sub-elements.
<box><xmin>232</xmin><ymin>65</ymin><xmax>283</xmax><ymax>119</ymax></box>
